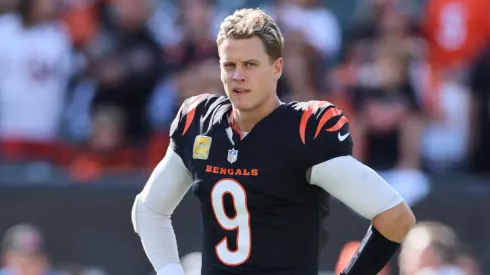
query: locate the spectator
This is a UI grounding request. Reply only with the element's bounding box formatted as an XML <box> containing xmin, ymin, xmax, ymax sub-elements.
<box><xmin>399</xmin><ymin>221</ymin><xmax>465</xmax><ymax>275</ymax></box>
<box><xmin>349</xmin><ymin>49</ymin><xmax>429</xmax><ymax>206</ymax></box>
<box><xmin>79</xmin><ymin>0</ymin><xmax>163</xmax><ymax>145</ymax></box>
<box><xmin>281</xmin><ymin>29</ymin><xmax>322</xmax><ymax>101</ymax></box>
<box><xmin>146</xmin><ymin>0</ymin><xmax>221</xmax><ymax>135</ymax></box>
<box><xmin>62</xmin><ymin>0</ymin><xmax>102</xmax><ymax>48</ymax></box>
<box><xmin>420</xmin><ymin>0</ymin><xmax>490</xmax><ymax>120</ymax></box>
<box><xmin>69</xmin><ymin>106</ymin><xmax>142</xmax><ymax>182</ymax></box>
<box><xmin>414</xmin><ymin>0</ymin><xmax>490</xmax><ymax>173</ymax></box>
<box><xmin>422</xmin><ymin>0</ymin><xmax>490</xmax><ymax>74</ymax></box>
<box><xmin>0</xmin><ymin>0</ymin><xmax>73</xmax><ymax>163</ymax></box>
<box><xmin>419</xmin><ymin>65</ymin><xmax>471</xmax><ymax>173</ymax></box>
<box><xmin>160</xmin><ymin>0</ymin><xmax>219</xmax><ymax>89</ymax></box>
<box><xmin>266</xmin><ymin>0</ymin><xmax>342</xmax><ymax>61</ymax></box>
<box><xmin>0</xmin><ymin>224</ymin><xmax>60</xmax><ymax>275</ymax></box>
<box><xmin>350</xmin><ymin>0</ymin><xmax>421</xmax><ymax>44</ymax></box>
<box><xmin>454</xmin><ymin>245</ymin><xmax>482</xmax><ymax>275</ymax></box>
<box><xmin>262</xmin><ymin>0</ymin><xmax>341</xmax><ymax>100</ymax></box>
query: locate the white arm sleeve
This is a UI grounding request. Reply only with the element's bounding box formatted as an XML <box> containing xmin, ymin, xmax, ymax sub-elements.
<box><xmin>308</xmin><ymin>156</ymin><xmax>404</xmax><ymax>220</ymax></box>
<box><xmin>131</xmin><ymin>148</ymin><xmax>192</xmax><ymax>274</ymax></box>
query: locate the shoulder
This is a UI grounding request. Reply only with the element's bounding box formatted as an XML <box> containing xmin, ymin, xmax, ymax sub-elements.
<box><xmin>282</xmin><ymin>100</ymin><xmax>352</xmax><ymax>166</ymax></box>
<box><xmin>170</xmin><ymin>93</ymin><xmax>229</xmax><ymax>137</ymax></box>
<box><xmin>284</xmin><ymin>100</ymin><xmax>349</xmax><ymax>145</ymax></box>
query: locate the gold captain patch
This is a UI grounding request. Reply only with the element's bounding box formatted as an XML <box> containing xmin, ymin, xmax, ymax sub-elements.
<box><xmin>193</xmin><ymin>135</ymin><xmax>212</xmax><ymax>160</ymax></box>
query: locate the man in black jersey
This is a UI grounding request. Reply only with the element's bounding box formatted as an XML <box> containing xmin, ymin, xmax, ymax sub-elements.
<box><xmin>132</xmin><ymin>8</ymin><xmax>416</xmax><ymax>275</ymax></box>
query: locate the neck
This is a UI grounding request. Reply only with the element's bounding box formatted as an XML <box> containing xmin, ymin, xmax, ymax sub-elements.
<box><xmin>231</xmin><ymin>96</ymin><xmax>281</xmax><ymax>132</ymax></box>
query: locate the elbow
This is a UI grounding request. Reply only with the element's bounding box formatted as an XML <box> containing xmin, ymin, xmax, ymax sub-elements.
<box><xmin>396</xmin><ymin>204</ymin><xmax>416</xmax><ymax>236</ymax></box>
<box><xmin>131</xmin><ymin>194</ymin><xmax>172</xmax><ymax>235</ymax></box>
<box><xmin>372</xmin><ymin>202</ymin><xmax>416</xmax><ymax>243</ymax></box>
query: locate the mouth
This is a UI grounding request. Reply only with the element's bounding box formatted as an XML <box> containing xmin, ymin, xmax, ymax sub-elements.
<box><xmin>233</xmin><ymin>88</ymin><xmax>250</xmax><ymax>94</ymax></box>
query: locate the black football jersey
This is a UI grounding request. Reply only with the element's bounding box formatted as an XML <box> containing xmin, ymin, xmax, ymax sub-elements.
<box><xmin>170</xmin><ymin>94</ymin><xmax>353</xmax><ymax>275</ymax></box>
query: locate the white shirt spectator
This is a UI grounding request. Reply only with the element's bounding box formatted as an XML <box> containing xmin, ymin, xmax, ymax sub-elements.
<box><xmin>0</xmin><ymin>13</ymin><xmax>72</xmax><ymax>142</ymax></box>
<box><xmin>263</xmin><ymin>2</ymin><xmax>342</xmax><ymax>58</ymax></box>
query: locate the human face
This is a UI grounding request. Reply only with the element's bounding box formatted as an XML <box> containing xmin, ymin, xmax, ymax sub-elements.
<box><xmin>219</xmin><ymin>36</ymin><xmax>282</xmax><ymax>112</ymax></box>
<box><xmin>399</xmin><ymin>229</ymin><xmax>444</xmax><ymax>275</ymax></box>
<box><xmin>4</xmin><ymin>252</ymin><xmax>49</xmax><ymax>275</ymax></box>
<box><xmin>31</xmin><ymin>0</ymin><xmax>57</xmax><ymax>22</ymax></box>
<box><xmin>113</xmin><ymin>0</ymin><xmax>149</xmax><ymax>29</ymax></box>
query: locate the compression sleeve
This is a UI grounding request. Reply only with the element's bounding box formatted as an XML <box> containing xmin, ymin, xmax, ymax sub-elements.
<box><xmin>131</xmin><ymin>148</ymin><xmax>193</xmax><ymax>274</ymax></box>
<box><xmin>308</xmin><ymin>156</ymin><xmax>403</xmax><ymax>219</ymax></box>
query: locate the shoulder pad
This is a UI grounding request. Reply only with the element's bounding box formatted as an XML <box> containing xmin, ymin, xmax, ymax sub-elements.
<box><xmin>170</xmin><ymin>93</ymin><xmax>225</xmax><ymax>137</ymax></box>
<box><xmin>293</xmin><ymin>100</ymin><xmax>348</xmax><ymax>145</ymax></box>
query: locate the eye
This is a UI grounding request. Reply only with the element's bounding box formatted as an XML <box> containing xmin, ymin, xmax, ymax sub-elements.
<box><xmin>223</xmin><ymin>63</ymin><xmax>235</xmax><ymax>68</ymax></box>
<box><xmin>245</xmin><ymin>63</ymin><xmax>256</xmax><ymax>67</ymax></box>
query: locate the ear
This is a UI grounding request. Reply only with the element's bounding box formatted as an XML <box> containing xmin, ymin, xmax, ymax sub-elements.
<box><xmin>273</xmin><ymin>57</ymin><xmax>283</xmax><ymax>80</ymax></box>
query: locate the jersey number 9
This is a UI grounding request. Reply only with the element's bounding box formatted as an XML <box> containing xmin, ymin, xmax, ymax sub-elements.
<box><xmin>211</xmin><ymin>178</ymin><xmax>251</xmax><ymax>266</ymax></box>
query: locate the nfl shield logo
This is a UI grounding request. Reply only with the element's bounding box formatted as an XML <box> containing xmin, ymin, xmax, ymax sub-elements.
<box><xmin>227</xmin><ymin>148</ymin><xmax>238</xmax><ymax>164</ymax></box>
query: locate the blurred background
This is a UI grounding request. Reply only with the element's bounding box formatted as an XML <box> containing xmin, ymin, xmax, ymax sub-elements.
<box><xmin>0</xmin><ymin>0</ymin><xmax>489</xmax><ymax>274</ymax></box>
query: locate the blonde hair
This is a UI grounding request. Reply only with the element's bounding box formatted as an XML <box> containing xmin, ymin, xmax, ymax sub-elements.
<box><xmin>217</xmin><ymin>8</ymin><xmax>284</xmax><ymax>61</ymax></box>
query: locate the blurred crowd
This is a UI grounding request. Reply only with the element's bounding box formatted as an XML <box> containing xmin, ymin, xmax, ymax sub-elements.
<box><xmin>0</xmin><ymin>223</ymin><xmax>108</xmax><ymax>275</ymax></box>
<box><xmin>335</xmin><ymin>221</ymin><xmax>482</xmax><ymax>275</ymax></box>
<box><xmin>0</xmin><ymin>1</ymin><xmax>488</xmax><ymax>274</ymax></box>
<box><xmin>0</xmin><ymin>0</ymin><xmax>489</xmax><ymax>188</ymax></box>
<box><xmin>0</xmin><ymin>221</ymin><xmax>481</xmax><ymax>275</ymax></box>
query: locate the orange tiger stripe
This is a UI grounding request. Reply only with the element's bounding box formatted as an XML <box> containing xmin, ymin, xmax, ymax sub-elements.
<box><xmin>326</xmin><ymin>116</ymin><xmax>348</xmax><ymax>132</ymax></box>
<box><xmin>182</xmin><ymin>94</ymin><xmax>209</xmax><ymax>136</ymax></box>
<box><xmin>299</xmin><ymin>101</ymin><xmax>330</xmax><ymax>144</ymax></box>
<box><xmin>314</xmin><ymin>107</ymin><xmax>342</xmax><ymax>139</ymax></box>
<box><xmin>231</xmin><ymin>124</ymin><xmax>244</xmax><ymax>140</ymax></box>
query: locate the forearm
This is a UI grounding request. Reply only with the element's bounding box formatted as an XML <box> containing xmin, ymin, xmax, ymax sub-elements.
<box><xmin>372</xmin><ymin>201</ymin><xmax>414</xmax><ymax>242</ymax></box>
<box><xmin>308</xmin><ymin>156</ymin><xmax>416</xmax><ymax>275</ymax></box>
<box><xmin>342</xmin><ymin>203</ymin><xmax>415</xmax><ymax>275</ymax></box>
<box><xmin>132</xmin><ymin>196</ymin><xmax>185</xmax><ymax>274</ymax></box>
<box><xmin>132</xmin><ymin>148</ymin><xmax>192</xmax><ymax>274</ymax></box>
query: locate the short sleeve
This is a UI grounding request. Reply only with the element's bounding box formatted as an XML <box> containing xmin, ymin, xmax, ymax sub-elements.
<box><xmin>169</xmin><ymin>98</ymin><xmax>189</xmax><ymax>153</ymax></box>
<box><xmin>305</xmin><ymin>104</ymin><xmax>353</xmax><ymax>167</ymax></box>
<box><xmin>168</xmin><ymin>99</ymin><xmax>188</xmax><ymax>157</ymax></box>
<box><xmin>168</xmin><ymin>93</ymin><xmax>215</xmax><ymax>163</ymax></box>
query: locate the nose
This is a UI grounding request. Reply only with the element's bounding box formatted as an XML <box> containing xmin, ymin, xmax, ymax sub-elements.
<box><xmin>232</xmin><ymin>68</ymin><xmax>245</xmax><ymax>82</ymax></box>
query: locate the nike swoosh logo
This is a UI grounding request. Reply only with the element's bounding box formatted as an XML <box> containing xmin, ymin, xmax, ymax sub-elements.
<box><xmin>338</xmin><ymin>132</ymin><xmax>350</xmax><ymax>141</ymax></box>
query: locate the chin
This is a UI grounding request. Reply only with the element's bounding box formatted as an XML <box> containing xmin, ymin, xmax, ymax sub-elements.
<box><xmin>231</xmin><ymin>102</ymin><xmax>252</xmax><ymax>111</ymax></box>
<box><xmin>230</xmin><ymin>98</ymin><xmax>256</xmax><ymax>112</ymax></box>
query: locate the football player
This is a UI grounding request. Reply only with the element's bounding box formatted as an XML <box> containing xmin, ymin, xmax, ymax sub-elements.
<box><xmin>132</xmin><ymin>8</ymin><xmax>416</xmax><ymax>275</ymax></box>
